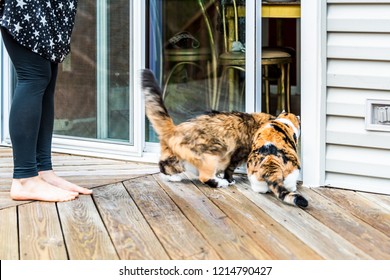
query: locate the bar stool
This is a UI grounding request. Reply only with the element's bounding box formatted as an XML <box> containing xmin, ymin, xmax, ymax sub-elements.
<box><xmin>217</xmin><ymin>51</ymin><xmax>245</xmax><ymax>110</ymax></box>
<box><xmin>218</xmin><ymin>0</ymin><xmax>293</xmax><ymax>113</ymax></box>
<box><xmin>215</xmin><ymin>0</ymin><xmax>245</xmax><ymax>111</ymax></box>
<box><xmin>161</xmin><ymin>0</ymin><xmax>218</xmax><ymax>108</ymax></box>
<box><xmin>262</xmin><ymin>47</ymin><xmax>293</xmax><ymax>113</ymax></box>
<box><xmin>162</xmin><ymin>47</ymin><xmax>212</xmax><ymax>105</ymax></box>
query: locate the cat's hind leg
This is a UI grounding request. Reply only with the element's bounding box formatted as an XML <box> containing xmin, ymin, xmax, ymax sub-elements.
<box><xmin>159</xmin><ymin>156</ymin><xmax>185</xmax><ymax>181</ymax></box>
<box><xmin>222</xmin><ymin>165</ymin><xmax>236</xmax><ymax>185</ymax></box>
<box><xmin>159</xmin><ymin>142</ymin><xmax>185</xmax><ymax>182</ymax></box>
<box><xmin>283</xmin><ymin>169</ymin><xmax>300</xmax><ymax>192</ymax></box>
<box><xmin>222</xmin><ymin>148</ymin><xmax>249</xmax><ymax>185</ymax></box>
<box><xmin>248</xmin><ymin>175</ymin><xmax>269</xmax><ymax>193</ymax></box>
<box><xmin>262</xmin><ymin>158</ymin><xmax>308</xmax><ymax>208</ymax></box>
<box><xmin>197</xmin><ymin>155</ymin><xmax>230</xmax><ymax>188</ymax></box>
<box><xmin>247</xmin><ymin>151</ymin><xmax>269</xmax><ymax>193</ymax></box>
<box><xmin>248</xmin><ymin>154</ymin><xmax>307</xmax><ymax>207</ymax></box>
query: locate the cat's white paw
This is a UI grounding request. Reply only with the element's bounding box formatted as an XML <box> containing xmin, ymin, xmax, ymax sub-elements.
<box><xmin>228</xmin><ymin>179</ymin><xmax>236</xmax><ymax>185</ymax></box>
<box><xmin>216</xmin><ymin>173</ymin><xmax>235</xmax><ymax>185</ymax></box>
<box><xmin>248</xmin><ymin>175</ymin><xmax>269</xmax><ymax>193</ymax></box>
<box><xmin>160</xmin><ymin>173</ymin><xmax>182</xmax><ymax>182</ymax></box>
<box><xmin>215</xmin><ymin>178</ymin><xmax>230</xmax><ymax>188</ymax></box>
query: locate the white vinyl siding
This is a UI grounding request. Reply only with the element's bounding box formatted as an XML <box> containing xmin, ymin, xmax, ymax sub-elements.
<box><xmin>325</xmin><ymin>0</ymin><xmax>390</xmax><ymax>194</ymax></box>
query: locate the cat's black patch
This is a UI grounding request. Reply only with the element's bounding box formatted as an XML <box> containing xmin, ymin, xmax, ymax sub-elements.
<box><xmin>224</xmin><ymin>164</ymin><xmax>237</xmax><ymax>183</ymax></box>
<box><xmin>205</xmin><ymin>179</ymin><xmax>219</xmax><ymax>188</ymax></box>
<box><xmin>258</xmin><ymin>144</ymin><xmax>278</xmax><ymax>157</ymax></box>
<box><xmin>294</xmin><ymin>195</ymin><xmax>309</xmax><ymax>208</ymax></box>
<box><xmin>223</xmin><ymin>175</ymin><xmax>235</xmax><ymax>183</ymax></box>
<box><xmin>141</xmin><ymin>69</ymin><xmax>163</xmax><ymax>95</ymax></box>
<box><xmin>256</xmin><ymin>144</ymin><xmax>289</xmax><ymax>165</ymax></box>
<box><xmin>270</xmin><ymin>122</ymin><xmax>297</xmax><ymax>151</ymax></box>
<box><xmin>278</xmin><ymin>189</ymin><xmax>290</xmax><ymax>201</ymax></box>
<box><xmin>224</xmin><ymin>147</ymin><xmax>249</xmax><ymax>182</ymax></box>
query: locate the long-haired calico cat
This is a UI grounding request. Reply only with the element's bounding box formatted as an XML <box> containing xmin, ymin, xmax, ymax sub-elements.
<box><xmin>247</xmin><ymin>112</ymin><xmax>308</xmax><ymax>208</ymax></box>
<box><xmin>141</xmin><ymin>69</ymin><xmax>275</xmax><ymax>188</ymax></box>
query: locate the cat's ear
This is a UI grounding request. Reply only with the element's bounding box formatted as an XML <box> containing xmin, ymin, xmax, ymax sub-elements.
<box><xmin>297</xmin><ymin>115</ymin><xmax>300</xmax><ymax>120</ymax></box>
<box><xmin>281</xmin><ymin>110</ymin><xmax>286</xmax><ymax>113</ymax></box>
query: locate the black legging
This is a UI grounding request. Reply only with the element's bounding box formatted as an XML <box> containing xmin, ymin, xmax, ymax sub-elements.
<box><xmin>1</xmin><ymin>28</ymin><xmax>58</xmax><ymax>179</ymax></box>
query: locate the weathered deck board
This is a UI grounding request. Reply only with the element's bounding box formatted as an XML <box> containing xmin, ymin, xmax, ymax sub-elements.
<box><xmin>1</xmin><ymin>148</ymin><xmax>389</xmax><ymax>260</ymax></box>
<box><xmin>93</xmin><ymin>183</ymin><xmax>170</xmax><ymax>260</ymax></box>
<box><xmin>301</xmin><ymin>187</ymin><xmax>390</xmax><ymax>259</ymax></box>
<box><xmin>235</xmin><ymin>177</ymin><xmax>373</xmax><ymax>259</ymax></box>
<box><xmin>0</xmin><ymin>206</ymin><xmax>18</xmax><ymax>260</ymax></box>
<box><xmin>186</xmin><ymin>173</ymin><xmax>322</xmax><ymax>260</ymax></box>
<box><xmin>0</xmin><ymin>150</ymin><xmax>159</xmax><ymax>191</ymax></box>
<box><xmin>124</xmin><ymin>176</ymin><xmax>220</xmax><ymax>260</ymax></box>
<box><xmin>314</xmin><ymin>188</ymin><xmax>390</xmax><ymax>238</ymax></box>
<box><xmin>358</xmin><ymin>192</ymin><xmax>390</xmax><ymax>212</ymax></box>
<box><xmin>18</xmin><ymin>202</ymin><xmax>67</xmax><ymax>260</ymax></box>
<box><xmin>57</xmin><ymin>195</ymin><xmax>119</xmax><ymax>260</ymax></box>
<box><xmin>155</xmin><ymin>174</ymin><xmax>272</xmax><ymax>260</ymax></box>
<box><xmin>0</xmin><ymin>192</ymin><xmax>31</xmax><ymax>209</ymax></box>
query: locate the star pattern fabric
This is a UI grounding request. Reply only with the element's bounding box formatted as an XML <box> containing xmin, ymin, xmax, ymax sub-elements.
<box><xmin>0</xmin><ymin>0</ymin><xmax>78</xmax><ymax>63</ymax></box>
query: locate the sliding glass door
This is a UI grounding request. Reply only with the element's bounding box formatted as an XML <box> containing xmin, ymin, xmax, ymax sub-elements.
<box><xmin>146</xmin><ymin>0</ymin><xmax>259</xmax><ymax>142</ymax></box>
<box><xmin>55</xmin><ymin>0</ymin><xmax>130</xmax><ymax>141</ymax></box>
<box><xmin>2</xmin><ymin>0</ymin><xmax>263</xmax><ymax>160</ymax></box>
<box><xmin>51</xmin><ymin>0</ymin><xmax>143</xmax><ymax>159</ymax></box>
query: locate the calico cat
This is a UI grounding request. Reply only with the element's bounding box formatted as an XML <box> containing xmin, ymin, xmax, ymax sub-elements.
<box><xmin>247</xmin><ymin>112</ymin><xmax>308</xmax><ymax>207</ymax></box>
<box><xmin>141</xmin><ymin>69</ymin><xmax>275</xmax><ymax>188</ymax></box>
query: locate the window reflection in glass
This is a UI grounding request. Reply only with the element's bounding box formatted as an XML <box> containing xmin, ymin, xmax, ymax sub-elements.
<box><xmin>147</xmin><ymin>0</ymin><xmax>247</xmax><ymax>142</ymax></box>
<box><xmin>54</xmin><ymin>0</ymin><xmax>131</xmax><ymax>142</ymax></box>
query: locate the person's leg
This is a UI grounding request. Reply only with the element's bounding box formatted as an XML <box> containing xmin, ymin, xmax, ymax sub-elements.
<box><xmin>36</xmin><ymin>62</ymin><xmax>58</xmax><ymax>173</ymax></box>
<box><xmin>34</xmin><ymin>61</ymin><xmax>92</xmax><ymax>194</ymax></box>
<box><xmin>1</xmin><ymin>28</ymin><xmax>79</xmax><ymax>201</ymax></box>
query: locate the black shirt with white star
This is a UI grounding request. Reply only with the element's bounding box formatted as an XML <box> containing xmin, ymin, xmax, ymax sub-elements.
<box><xmin>0</xmin><ymin>0</ymin><xmax>78</xmax><ymax>63</ymax></box>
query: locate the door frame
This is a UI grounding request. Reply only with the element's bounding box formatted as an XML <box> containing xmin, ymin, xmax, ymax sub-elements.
<box><xmin>0</xmin><ymin>36</ymin><xmax>12</xmax><ymax>146</ymax></box>
<box><xmin>300</xmin><ymin>0</ymin><xmax>327</xmax><ymax>187</ymax></box>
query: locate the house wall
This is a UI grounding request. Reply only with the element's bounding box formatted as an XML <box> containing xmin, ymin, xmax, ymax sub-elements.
<box><xmin>325</xmin><ymin>0</ymin><xmax>390</xmax><ymax>194</ymax></box>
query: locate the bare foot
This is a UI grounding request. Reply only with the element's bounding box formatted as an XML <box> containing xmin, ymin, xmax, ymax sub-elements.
<box><xmin>10</xmin><ymin>176</ymin><xmax>79</xmax><ymax>202</ymax></box>
<box><xmin>38</xmin><ymin>170</ymin><xmax>93</xmax><ymax>195</ymax></box>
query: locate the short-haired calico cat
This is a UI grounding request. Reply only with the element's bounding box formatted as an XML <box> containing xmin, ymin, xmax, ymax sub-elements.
<box><xmin>141</xmin><ymin>69</ymin><xmax>275</xmax><ymax>188</ymax></box>
<box><xmin>247</xmin><ymin>112</ymin><xmax>308</xmax><ymax>208</ymax></box>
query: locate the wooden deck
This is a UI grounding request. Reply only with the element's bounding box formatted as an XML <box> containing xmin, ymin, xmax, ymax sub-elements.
<box><xmin>1</xmin><ymin>146</ymin><xmax>389</xmax><ymax>260</ymax></box>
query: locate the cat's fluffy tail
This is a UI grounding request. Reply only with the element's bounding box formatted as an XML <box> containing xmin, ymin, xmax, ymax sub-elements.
<box><xmin>266</xmin><ymin>179</ymin><xmax>308</xmax><ymax>208</ymax></box>
<box><xmin>141</xmin><ymin>69</ymin><xmax>175</xmax><ymax>138</ymax></box>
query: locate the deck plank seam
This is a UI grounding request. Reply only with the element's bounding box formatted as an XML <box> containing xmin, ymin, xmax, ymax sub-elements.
<box><xmin>150</xmin><ymin>174</ymin><xmax>221</xmax><ymax>260</ymax></box>
<box><xmin>89</xmin><ymin>191</ymin><xmax>122</xmax><ymax>260</ymax></box>
<box><xmin>121</xmin><ymin>178</ymin><xmax>174</xmax><ymax>260</ymax></box>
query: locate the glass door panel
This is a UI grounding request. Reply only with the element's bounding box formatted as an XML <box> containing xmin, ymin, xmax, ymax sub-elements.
<box><xmin>147</xmin><ymin>0</ymin><xmax>248</xmax><ymax>142</ymax></box>
<box><xmin>54</xmin><ymin>0</ymin><xmax>132</xmax><ymax>143</ymax></box>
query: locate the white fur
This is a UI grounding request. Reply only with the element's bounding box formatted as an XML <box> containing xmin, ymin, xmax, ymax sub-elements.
<box><xmin>263</xmin><ymin>141</ymin><xmax>272</xmax><ymax>147</ymax></box>
<box><xmin>215</xmin><ymin>177</ymin><xmax>230</xmax><ymax>188</ymax></box>
<box><xmin>249</xmin><ymin>170</ymin><xmax>299</xmax><ymax>193</ymax></box>
<box><xmin>248</xmin><ymin>175</ymin><xmax>269</xmax><ymax>193</ymax></box>
<box><xmin>283</xmin><ymin>169</ymin><xmax>300</xmax><ymax>191</ymax></box>
<box><xmin>216</xmin><ymin>173</ymin><xmax>236</xmax><ymax>185</ymax></box>
<box><xmin>160</xmin><ymin>173</ymin><xmax>182</xmax><ymax>182</ymax></box>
